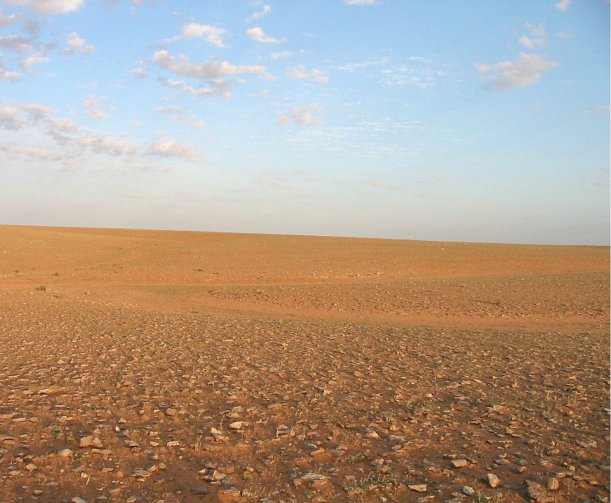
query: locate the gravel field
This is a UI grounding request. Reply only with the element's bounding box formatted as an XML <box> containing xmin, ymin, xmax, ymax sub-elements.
<box><xmin>0</xmin><ymin>226</ymin><xmax>608</xmax><ymax>503</ymax></box>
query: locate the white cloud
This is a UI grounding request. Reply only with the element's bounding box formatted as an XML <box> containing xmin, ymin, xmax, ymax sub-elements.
<box><xmin>180</xmin><ymin>23</ymin><xmax>226</xmax><ymax>48</ymax></box>
<box><xmin>519</xmin><ymin>22</ymin><xmax>546</xmax><ymax>49</ymax></box>
<box><xmin>132</xmin><ymin>60</ymin><xmax>147</xmax><ymax>78</ymax></box>
<box><xmin>21</xmin><ymin>53</ymin><xmax>49</xmax><ymax>69</ymax></box>
<box><xmin>148</xmin><ymin>139</ymin><xmax>200</xmax><ymax>160</ymax></box>
<box><xmin>0</xmin><ymin>9</ymin><xmax>19</xmax><ymax>25</ymax></box>
<box><xmin>158</xmin><ymin>77</ymin><xmax>223</xmax><ymax>97</ymax></box>
<box><xmin>0</xmin><ymin>71</ymin><xmax>22</xmax><ymax>81</ymax></box>
<box><xmin>20</xmin><ymin>102</ymin><xmax>52</xmax><ymax>117</ymax></box>
<box><xmin>0</xmin><ymin>0</ymin><xmax>84</xmax><ymax>15</ymax></box>
<box><xmin>0</xmin><ymin>106</ymin><xmax>24</xmax><ymax>129</ymax></box>
<box><xmin>86</xmin><ymin>109</ymin><xmax>106</xmax><ymax>120</ymax></box>
<box><xmin>47</xmin><ymin>117</ymin><xmax>78</xmax><ymax>133</ymax></box>
<box><xmin>0</xmin><ymin>62</ymin><xmax>21</xmax><ymax>80</ymax></box>
<box><xmin>246</xmin><ymin>26</ymin><xmax>281</xmax><ymax>44</ymax></box>
<box><xmin>0</xmin><ymin>34</ymin><xmax>31</xmax><ymax>51</ymax></box>
<box><xmin>278</xmin><ymin>104</ymin><xmax>322</xmax><ymax>126</ymax></box>
<box><xmin>476</xmin><ymin>53</ymin><xmax>558</xmax><ymax>91</ymax></box>
<box><xmin>156</xmin><ymin>104</ymin><xmax>206</xmax><ymax>129</ymax></box>
<box><xmin>380</xmin><ymin>62</ymin><xmax>443</xmax><ymax>89</ymax></box>
<box><xmin>83</xmin><ymin>96</ymin><xmax>108</xmax><ymax>120</ymax></box>
<box><xmin>287</xmin><ymin>65</ymin><xmax>328</xmax><ymax>84</ymax></box>
<box><xmin>246</xmin><ymin>3</ymin><xmax>270</xmax><ymax>23</ymax></box>
<box><xmin>77</xmin><ymin>135</ymin><xmax>140</xmax><ymax>156</ymax></box>
<box><xmin>62</xmin><ymin>31</ymin><xmax>94</xmax><ymax>55</ymax></box>
<box><xmin>153</xmin><ymin>50</ymin><xmax>266</xmax><ymax>96</ymax></box>
<box><xmin>554</xmin><ymin>0</ymin><xmax>571</xmax><ymax>12</ymax></box>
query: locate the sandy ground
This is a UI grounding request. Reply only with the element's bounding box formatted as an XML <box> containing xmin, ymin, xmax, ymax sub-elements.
<box><xmin>0</xmin><ymin>225</ymin><xmax>608</xmax><ymax>503</ymax></box>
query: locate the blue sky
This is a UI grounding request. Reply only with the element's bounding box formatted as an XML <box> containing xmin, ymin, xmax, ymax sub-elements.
<box><xmin>0</xmin><ymin>0</ymin><xmax>608</xmax><ymax>244</ymax></box>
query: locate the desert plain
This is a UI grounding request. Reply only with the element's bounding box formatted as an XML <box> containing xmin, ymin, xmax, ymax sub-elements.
<box><xmin>0</xmin><ymin>224</ymin><xmax>608</xmax><ymax>503</ymax></box>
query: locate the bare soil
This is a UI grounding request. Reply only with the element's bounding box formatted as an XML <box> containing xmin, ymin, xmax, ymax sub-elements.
<box><xmin>0</xmin><ymin>225</ymin><xmax>608</xmax><ymax>503</ymax></box>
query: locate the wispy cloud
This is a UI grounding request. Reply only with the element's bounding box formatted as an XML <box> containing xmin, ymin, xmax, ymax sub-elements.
<box><xmin>246</xmin><ymin>3</ymin><xmax>270</xmax><ymax>23</ymax></box>
<box><xmin>78</xmin><ymin>134</ymin><xmax>140</xmax><ymax>156</ymax></box>
<box><xmin>159</xmin><ymin>76</ymin><xmax>228</xmax><ymax>98</ymax></box>
<box><xmin>21</xmin><ymin>53</ymin><xmax>49</xmax><ymax>69</ymax></box>
<box><xmin>554</xmin><ymin>0</ymin><xmax>571</xmax><ymax>12</ymax></box>
<box><xmin>147</xmin><ymin>139</ymin><xmax>200</xmax><ymax>160</ymax></box>
<box><xmin>0</xmin><ymin>0</ymin><xmax>84</xmax><ymax>15</ymax></box>
<box><xmin>476</xmin><ymin>53</ymin><xmax>557</xmax><ymax>91</ymax></box>
<box><xmin>380</xmin><ymin>60</ymin><xmax>444</xmax><ymax>89</ymax></box>
<box><xmin>519</xmin><ymin>22</ymin><xmax>546</xmax><ymax>49</ymax></box>
<box><xmin>287</xmin><ymin>65</ymin><xmax>328</xmax><ymax>84</ymax></box>
<box><xmin>0</xmin><ymin>8</ymin><xmax>19</xmax><ymax>26</ymax></box>
<box><xmin>0</xmin><ymin>34</ymin><xmax>31</xmax><ymax>52</ymax></box>
<box><xmin>278</xmin><ymin>104</ymin><xmax>322</xmax><ymax>126</ymax></box>
<box><xmin>0</xmin><ymin>106</ymin><xmax>24</xmax><ymax>129</ymax></box>
<box><xmin>61</xmin><ymin>31</ymin><xmax>95</xmax><ymax>55</ymax></box>
<box><xmin>153</xmin><ymin>50</ymin><xmax>267</xmax><ymax>96</ymax></box>
<box><xmin>0</xmin><ymin>55</ymin><xmax>21</xmax><ymax>80</ymax></box>
<box><xmin>83</xmin><ymin>96</ymin><xmax>108</xmax><ymax>120</ymax></box>
<box><xmin>178</xmin><ymin>23</ymin><xmax>226</xmax><ymax>48</ymax></box>
<box><xmin>156</xmin><ymin>104</ymin><xmax>206</xmax><ymax>129</ymax></box>
<box><xmin>246</xmin><ymin>26</ymin><xmax>282</xmax><ymax>44</ymax></box>
<box><xmin>132</xmin><ymin>59</ymin><xmax>147</xmax><ymax>78</ymax></box>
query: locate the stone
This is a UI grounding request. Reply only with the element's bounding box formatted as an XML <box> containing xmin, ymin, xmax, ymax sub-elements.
<box><xmin>165</xmin><ymin>408</ymin><xmax>178</xmax><ymax>417</ymax></box>
<box><xmin>547</xmin><ymin>477</ymin><xmax>560</xmax><ymax>491</ymax></box>
<box><xmin>451</xmin><ymin>459</ymin><xmax>468</xmax><ymax>468</ymax></box>
<box><xmin>485</xmin><ymin>473</ymin><xmax>501</xmax><ymax>488</ymax></box>
<box><xmin>408</xmin><ymin>484</ymin><xmax>428</xmax><ymax>492</ymax></box>
<box><xmin>462</xmin><ymin>486</ymin><xmax>475</xmax><ymax>496</ymax></box>
<box><xmin>79</xmin><ymin>436</ymin><xmax>102</xmax><ymax>449</ymax></box>
<box><xmin>526</xmin><ymin>480</ymin><xmax>555</xmax><ymax>502</ymax></box>
<box><xmin>57</xmin><ymin>449</ymin><xmax>73</xmax><ymax>458</ymax></box>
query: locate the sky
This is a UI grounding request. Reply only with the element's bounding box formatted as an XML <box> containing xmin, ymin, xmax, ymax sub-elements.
<box><xmin>0</xmin><ymin>0</ymin><xmax>609</xmax><ymax>245</ymax></box>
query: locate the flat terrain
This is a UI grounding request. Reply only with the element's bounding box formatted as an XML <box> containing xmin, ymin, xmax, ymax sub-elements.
<box><xmin>0</xmin><ymin>225</ymin><xmax>608</xmax><ymax>503</ymax></box>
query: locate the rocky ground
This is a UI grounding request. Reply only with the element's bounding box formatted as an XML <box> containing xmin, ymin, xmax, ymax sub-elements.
<box><xmin>0</xmin><ymin>225</ymin><xmax>608</xmax><ymax>503</ymax></box>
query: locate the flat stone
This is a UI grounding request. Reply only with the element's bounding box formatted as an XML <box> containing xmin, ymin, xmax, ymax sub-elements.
<box><xmin>408</xmin><ymin>484</ymin><xmax>427</xmax><ymax>492</ymax></box>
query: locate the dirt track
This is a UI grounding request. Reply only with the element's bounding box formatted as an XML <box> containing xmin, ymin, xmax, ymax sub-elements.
<box><xmin>0</xmin><ymin>225</ymin><xmax>608</xmax><ymax>503</ymax></box>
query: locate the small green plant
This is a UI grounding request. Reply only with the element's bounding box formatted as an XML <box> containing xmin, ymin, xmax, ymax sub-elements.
<box><xmin>473</xmin><ymin>494</ymin><xmax>505</xmax><ymax>503</ymax></box>
<box><xmin>355</xmin><ymin>472</ymin><xmax>398</xmax><ymax>491</ymax></box>
<box><xmin>36</xmin><ymin>285</ymin><xmax>47</xmax><ymax>292</ymax></box>
<box><xmin>346</xmin><ymin>453</ymin><xmax>368</xmax><ymax>463</ymax></box>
